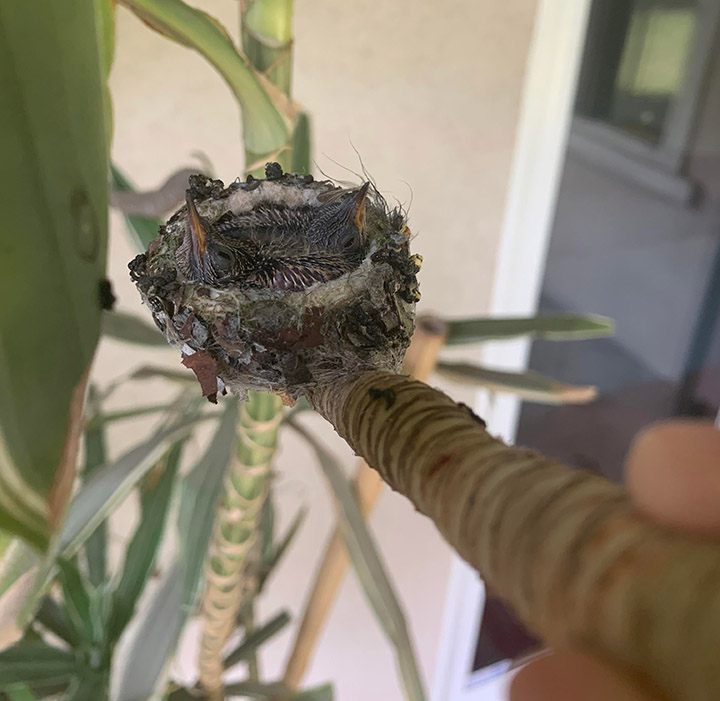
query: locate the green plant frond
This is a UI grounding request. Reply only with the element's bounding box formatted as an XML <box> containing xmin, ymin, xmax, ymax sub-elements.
<box><xmin>292</xmin><ymin>684</ymin><xmax>334</xmax><ymax>701</ymax></box>
<box><xmin>110</xmin><ymin>164</ymin><xmax>162</xmax><ymax>252</ymax></box>
<box><xmin>443</xmin><ymin>313</ymin><xmax>615</xmax><ymax>346</ymax></box>
<box><xmin>436</xmin><ymin>362</ymin><xmax>598</xmax><ymax>405</ymax></box>
<box><xmin>113</xmin><ymin>561</ymin><xmax>184</xmax><ymax>701</ymax></box>
<box><xmin>223</xmin><ymin>610</ymin><xmax>291</xmax><ymax>669</ymax></box>
<box><xmin>0</xmin><ymin>2</ymin><xmax>109</xmax><ymax>547</ymax></box>
<box><xmin>115</xmin><ymin>401</ymin><xmax>240</xmax><ymax>699</ymax></box>
<box><xmin>107</xmin><ymin>440</ymin><xmax>183</xmax><ymax>644</ymax></box>
<box><xmin>120</xmin><ymin>0</ymin><xmax>293</xmax><ymax>154</ymax></box>
<box><xmin>101</xmin><ymin>311</ymin><xmax>167</xmax><ymax>347</ymax></box>
<box><xmin>0</xmin><ymin>640</ymin><xmax>81</xmax><ymax>686</ymax></box>
<box><xmin>287</xmin><ymin>420</ymin><xmax>426</xmax><ymax>701</ymax></box>
<box><xmin>35</xmin><ymin>596</ymin><xmax>81</xmax><ymax>648</ymax></box>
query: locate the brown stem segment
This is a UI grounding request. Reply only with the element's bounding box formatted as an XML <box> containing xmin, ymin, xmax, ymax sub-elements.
<box><xmin>282</xmin><ymin>317</ymin><xmax>446</xmax><ymax>690</ymax></box>
<box><xmin>310</xmin><ymin>370</ymin><xmax>720</xmax><ymax>701</ymax></box>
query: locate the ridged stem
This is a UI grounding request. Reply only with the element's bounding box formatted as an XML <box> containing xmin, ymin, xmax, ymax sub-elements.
<box><xmin>311</xmin><ymin>371</ymin><xmax>720</xmax><ymax>701</ymax></box>
<box><xmin>198</xmin><ymin>392</ymin><xmax>283</xmax><ymax>699</ymax></box>
<box><xmin>241</xmin><ymin>0</ymin><xmax>310</xmax><ymax>177</ymax></box>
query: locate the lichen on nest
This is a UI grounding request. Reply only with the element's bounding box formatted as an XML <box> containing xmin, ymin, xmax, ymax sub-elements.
<box><xmin>129</xmin><ymin>163</ymin><xmax>421</xmax><ymax>403</ymax></box>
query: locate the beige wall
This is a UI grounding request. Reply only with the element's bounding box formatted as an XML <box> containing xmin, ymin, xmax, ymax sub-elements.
<box><xmin>103</xmin><ymin>1</ymin><xmax>539</xmax><ymax>698</ymax></box>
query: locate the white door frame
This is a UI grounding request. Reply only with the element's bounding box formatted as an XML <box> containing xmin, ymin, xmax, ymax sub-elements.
<box><xmin>431</xmin><ymin>1</ymin><xmax>592</xmax><ymax>699</ymax></box>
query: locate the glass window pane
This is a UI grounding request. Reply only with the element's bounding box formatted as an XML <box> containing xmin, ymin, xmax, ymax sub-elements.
<box><xmin>577</xmin><ymin>0</ymin><xmax>699</xmax><ymax>144</ymax></box>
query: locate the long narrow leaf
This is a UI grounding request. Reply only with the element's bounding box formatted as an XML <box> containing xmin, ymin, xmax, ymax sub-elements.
<box><xmin>101</xmin><ymin>311</ymin><xmax>166</xmax><ymax>347</ymax></box>
<box><xmin>111</xmin><ymin>165</ymin><xmax>196</xmax><ymax>218</ymax></box>
<box><xmin>86</xmin><ymin>403</ymin><xmax>180</xmax><ymax>430</ymax></box>
<box><xmin>436</xmin><ymin>362</ymin><xmax>597</xmax><ymax>405</ymax></box>
<box><xmin>443</xmin><ymin>314</ymin><xmax>614</xmax><ymax>346</ymax></box>
<box><xmin>58</xmin><ymin>410</ymin><xmax>204</xmax><ymax>559</ymax></box>
<box><xmin>107</xmin><ymin>441</ymin><xmax>183</xmax><ymax>644</ymax></box>
<box><xmin>0</xmin><ymin>542</ymin><xmax>39</xmax><ymax>600</ymax></box>
<box><xmin>83</xmin><ymin>386</ymin><xmax>107</xmax><ymax>587</ymax></box>
<box><xmin>56</xmin><ymin>561</ymin><xmax>94</xmax><ymax>646</ymax></box>
<box><xmin>5</xmin><ymin>685</ymin><xmax>37</xmax><ymax>701</ymax></box>
<box><xmin>259</xmin><ymin>506</ymin><xmax>307</xmax><ymax>590</ymax></box>
<box><xmin>110</xmin><ymin>164</ymin><xmax>162</xmax><ymax>252</ymax></box>
<box><xmin>223</xmin><ymin>610</ymin><xmax>290</xmax><ymax>669</ymax></box>
<box><xmin>0</xmin><ymin>0</ymin><xmax>108</xmax><ymax>549</ymax></box>
<box><xmin>291</xmin><ymin>112</ymin><xmax>312</xmax><ymax>174</ymax></box>
<box><xmin>64</xmin><ymin>673</ymin><xmax>107</xmax><ymax>701</ymax></box>
<box><xmin>223</xmin><ymin>681</ymin><xmax>289</xmax><ymax>698</ymax></box>
<box><xmin>129</xmin><ymin>366</ymin><xmax>197</xmax><ymax>384</ymax></box>
<box><xmin>292</xmin><ymin>684</ymin><xmax>334</xmax><ymax>701</ymax></box>
<box><xmin>35</xmin><ymin>597</ymin><xmax>81</xmax><ymax>648</ymax></box>
<box><xmin>115</xmin><ymin>400</ymin><xmax>240</xmax><ymax>700</ymax></box>
<box><xmin>120</xmin><ymin>0</ymin><xmax>291</xmax><ymax>154</ymax></box>
<box><xmin>114</xmin><ymin>562</ymin><xmax>184</xmax><ymax>701</ymax></box>
<box><xmin>0</xmin><ymin>640</ymin><xmax>80</xmax><ymax>685</ymax></box>
<box><xmin>178</xmin><ymin>398</ymin><xmax>240</xmax><ymax>606</ymax></box>
<box><xmin>287</xmin><ymin>421</ymin><xmax>425</xmax><ymax>701</ymax></box>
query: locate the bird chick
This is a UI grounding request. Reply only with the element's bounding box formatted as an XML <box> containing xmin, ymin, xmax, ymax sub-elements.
<box><xmin>177</xmin><ymin>179</ymin><xmax>371</xmax><ymax>291</ymax></box>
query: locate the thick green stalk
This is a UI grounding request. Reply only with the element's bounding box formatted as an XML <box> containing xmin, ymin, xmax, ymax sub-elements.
<box><xmin>198</xmin><ymin>392</ymin><xmax>282</xmax><ymax>698</ymax></box>
<box><xmin>241</xmin><ymin>0</ymin><xmax>311</xmax><ymax>177</ymax></box>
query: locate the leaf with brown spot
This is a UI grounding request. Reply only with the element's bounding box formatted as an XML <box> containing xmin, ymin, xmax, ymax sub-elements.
<box><xmin>181</xmin><ymin>352</ymin><xmax>219</xmax><ymax>403</ymax></box>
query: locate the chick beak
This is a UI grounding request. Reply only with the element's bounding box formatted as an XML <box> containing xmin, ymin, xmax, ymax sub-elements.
<box><xmin>353</xmin><ymin>182</ymin><xmax>370</xmax><ymax>230</ymax></box>
<box><xmin>186</xmin><ymin>193</ymin><xmax>207</xmax><ymax>257</ymax></box>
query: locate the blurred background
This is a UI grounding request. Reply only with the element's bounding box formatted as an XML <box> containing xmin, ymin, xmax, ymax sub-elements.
<box><xmin>97</xmin><ymin>0</ymin><xmax>720</xmax><ymax>698</ymax></box>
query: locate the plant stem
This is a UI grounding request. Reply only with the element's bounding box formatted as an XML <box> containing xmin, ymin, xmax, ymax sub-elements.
<box><xmin>240</xmin><ymin>0</ymin><xmax>307</xmax><ymax>177</ymax></box>
<box><xmin>198</xmin><ymin>392</ymin><xmax>282</xmax><ymax>699</ymax></box>
<box><xmin>282</xmin><ymin>316</ymin><xmax>447</xmax><ymax>690</ymax></box>
<box><xmin>310</xmin><ymin>371</ymin><xmax>720</xmax><ymax>701</ymax></box>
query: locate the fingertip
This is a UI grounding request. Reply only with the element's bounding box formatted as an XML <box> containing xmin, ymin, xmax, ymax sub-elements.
<box><xmin>509</xmin><ymin>651</ymin><xmax>654</xmax><ymax>701</ymax></box>
<box><xmin>626</xmin><ymin>420</ymin><xmax>720</xmax><ymax>535</ymax></box>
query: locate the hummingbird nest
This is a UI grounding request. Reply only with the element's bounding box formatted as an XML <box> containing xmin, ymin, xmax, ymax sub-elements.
<box><xmin>129</xmin><ymin>163</ymin><xmax>421</xmax><ymax>402</ymax></box>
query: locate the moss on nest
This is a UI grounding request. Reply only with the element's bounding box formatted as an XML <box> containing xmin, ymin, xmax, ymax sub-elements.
<box><xmin>129</xmin><ymin>164</ymin><xmax>420</xmax><ymax>402</ymax></box>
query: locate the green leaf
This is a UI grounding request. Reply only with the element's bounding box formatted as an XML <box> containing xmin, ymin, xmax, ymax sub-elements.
<box><xmin>64</xmin><ymin>673</ymin><xmax>107</xmax><ymax>701</ymax></box>
<box><xmin>86</xmin><ymin>403</ymin><xmax>181</xmax><ymax>431</ymax></box>
<box><xmin>291</xmin><ymin>112</ymin><xmax>312</xmax><ymax>174</ymax></box>
<box><xmin>292</xmin><ymin>683</ymin><xmax>334</xmax><ymax>701</ymax></box>
<box><xmin>5</xmin><ymin>684</ymin><xmax>37</xmax><ymax>701</ymax></box>
<box><xmin>115</xmin><ymin>400</ymin><xmax>240</xmax><ymax>700</ymax></box>
<box><xmin>83</xmin><ymin>386</ymin><xmax>107</xmax><ymax>587</ymax></box>
<box><xmin>35</xmin><ymin>597</ymin><xmax>81</xmax><ymax>648</ymax></box>
<box><xmin>56</xmin><ymin>561</ymin><xmax>95</xmax><ymax>646</ymax></box>
<box><xmin>107</xmin><ymin>441</ymin><xmax>183</xmax><ymax>644</ymax></box>
<box><xmin>435</xmin><ymin>362</ymin><xmax>598</xmax><ymax>405</ymax></box>
<box><xmin>223</xmin><ymin>681</ymin><xmax>290</xmax><ymax>698</ymax></box>
<box><xmin>58</xmin><ymin>410</ymin><xmax>204</xmax><ymax>559</ymax></box>
<box><xmin>0</xmin><ymin>541</ymin><xmax>40</xmax><ymax>642</ymax></box>
<box><xmin>443</xmin><ymin>314</ymin><xmax>614</xmax><ymax>346</ymax></box>
<box><xmin>101</xmin><ymin>311</ymin><xmax>167</xmax><ymax>347</ymax></box>
<box><xmin>259</xmin><ymin>506</ymin><xmax>306</xmax><ymax>590</ymax></box>
<box><xmin>178</xmin><ymin>399</ymin><xmax>240</xmax><ymax>606</ymax></box>
<box><xmin>287</xmin><ymin>421</ymin><xmax>426</xmax><ymax>701</ymax></box>
<box><xmin>0</xmin><ymin>0</ymin><xmax>109</xmax><ymax>549</ymax></box>
<box><xmin>129</xmin><ymin>366</ymin><xmax>197</xmax><ymax>384</ymax></box>
<box><xmin>113</xmin><ymin>561</ymin><xmax>183</xmax><ymax>701</ymax></box>
<box><xmin>110</xmin><ymin>164</ymin><xmax>162</xmax><ymax>252</ymax></box>
<box><xmin>0</xmin><ymin>640</ymin><xmax>80</xmax><ymax>686</ymax></box>
<box><xmin>0</xmin><ymin>542</ymin><xmax>39</xmax><ymax>600</ymax></box>
<box><xmin>121</xmin><ymin>0</ymin><xmax>291</xmax><ymax>154</ymax></box>
<box><xmin>95</xmin><ymin>0</ymin><xmax>116</xmax><ymax>148</ymax></box>
<box><xmin>223</xmin><ymin>610</ymin><xmax>290</xmax><ymax>669</ymax></box>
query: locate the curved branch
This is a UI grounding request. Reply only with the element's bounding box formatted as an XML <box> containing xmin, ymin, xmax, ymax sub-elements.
<box><xmin>311</xmin><ymin>371</ymin><xmax>720</xmax><ymax>701</ymax></box>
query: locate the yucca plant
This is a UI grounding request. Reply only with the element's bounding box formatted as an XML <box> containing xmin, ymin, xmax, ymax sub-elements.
<box><xmin>6</xmin><ymin>3</ymin><xmax>712</xmax><ymax>701</ymax></box>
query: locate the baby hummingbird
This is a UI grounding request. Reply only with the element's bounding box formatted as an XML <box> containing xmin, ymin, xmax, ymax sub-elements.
<box><xmin>177</xmin><ymin>164</ymin><xmax>371</xmax><ymax>291</ymax></box>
